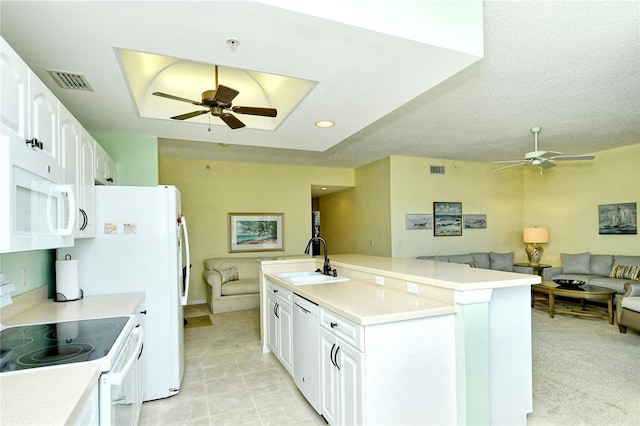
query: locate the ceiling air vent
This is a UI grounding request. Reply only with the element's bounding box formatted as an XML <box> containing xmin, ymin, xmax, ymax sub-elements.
<box><xmin>430</xmin><ymin>165</ymin><xmax>445</xmax><ymax>175</ymax></box>
<box><xmin>46</xmin><ymin>69</ymin><xmax>94</xmax><ymax>91</ymax></box>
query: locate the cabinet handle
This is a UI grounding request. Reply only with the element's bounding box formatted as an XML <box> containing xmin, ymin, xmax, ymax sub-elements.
<box><xmin>140</xmin><ymin>310</ymin><xmax>147</xmax><ymax>315</ymax></box>
<box><xmin>25</xmin><ymin>138</ymin><xmax>43</xmax><ymax>150</ymax></box>
<box><xmin>330</xmin><ymin>321</ymin><xmax>338</xmax><ymax>328</ymax></box>
<box><xmin>274</xmin><ymin>302</ymin><xmax>280</xmax><ymax>319</ymax></box>
<box><xmin>330</xmin><ymin>343</ymin><xmax>337</xmax><ymax>368</ymax></box>
<box><xmin>334</xmin><ymin>346</ymin><xmax>341</xmax><ymax>371</ymax></box>
<box><xmin>273</xmin><ymin>288</ymin><xmax>278</xmax><ymax>293</ymax></box>
<box><xmin>106</xmin><ymin>177</ymin><xmax>114</xmax><ymax>183</ymax></box>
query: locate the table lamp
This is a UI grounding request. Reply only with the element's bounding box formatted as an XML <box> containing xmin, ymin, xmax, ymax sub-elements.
<box><xmin>523</xmin><ymin>226</ymin><xmax>549</xmax><ymax>265</ymax></box>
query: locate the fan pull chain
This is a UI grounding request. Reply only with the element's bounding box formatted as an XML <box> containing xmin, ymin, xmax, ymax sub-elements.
<box><xmin>208</xmin><ymin>114</ymin><xmax>212</xmax><ymax>132</ymax></box>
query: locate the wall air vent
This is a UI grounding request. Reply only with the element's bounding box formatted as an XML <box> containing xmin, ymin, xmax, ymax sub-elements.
<box><xmin>46</xmin><ymin>69</ymin><xmax>94</xmax><ymax>91</ymax></box>
<box><xmin>430</xmin><ymin>165</ymin><xmax>445</xmax><ymax>175</ymax></box>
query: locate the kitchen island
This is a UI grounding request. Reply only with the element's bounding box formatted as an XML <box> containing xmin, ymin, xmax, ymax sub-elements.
<box><xmin>0</xmin><ymin>292</ymin><xmax>144</xmax><ymax>425</ymax></box>
<box><xmin>260</xmin><ymin>254</ymin><xmax>539</xmax><ymax>425</ymax></box>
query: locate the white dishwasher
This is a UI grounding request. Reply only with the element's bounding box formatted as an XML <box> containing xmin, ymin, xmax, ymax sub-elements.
<box><xmin>293</xmin><ymin>294</ymin><xmax>321</xmax><ymax>414</ymax></box>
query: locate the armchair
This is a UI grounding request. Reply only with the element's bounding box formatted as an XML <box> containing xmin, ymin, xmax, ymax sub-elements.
<box><xmin>616</xmin><ymin>282</ymin><xmax>640</xmax><ymax>334</ymax></box>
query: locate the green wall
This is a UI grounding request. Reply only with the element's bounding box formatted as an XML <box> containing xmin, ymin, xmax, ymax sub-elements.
<box><xmin>158</xmin><ymin>156</ymin><xmax>354</xmax><ymax>303</ymax></box>
<box><xmin>92</xmin><ymin>132</ymin><xmax>159</xmax><ymax>186</ymax></box>
<box><xmin>0</xmin><ymin>250</ymin><xmax>55</xmax><ymax>297</ymax></box>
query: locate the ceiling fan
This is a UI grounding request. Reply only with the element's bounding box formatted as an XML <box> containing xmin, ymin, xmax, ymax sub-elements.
<box><xmin>152</xmin><ymin>65</ymin><xmax>277</xmax><ymax>129</ymax></box>
<box><xmin>491</xmin><ymin>126</ymin><xmax>595</xmax><ymax>173</ymax></box>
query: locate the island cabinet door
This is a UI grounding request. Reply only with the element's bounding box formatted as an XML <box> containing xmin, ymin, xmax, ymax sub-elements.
<box><xmin>266</xmin><ymin>294</ymin><xmax>279</xmax><ymax>354</ymax></box>
<box><xmin>320</xmin><ymin>327</ymin><xmax>364</xmax><ymax>425</ymax></box>
<box><xmin>277</xmin><ymin>301</ymin><xmax>293</xmax><ymax>374</ymax></box>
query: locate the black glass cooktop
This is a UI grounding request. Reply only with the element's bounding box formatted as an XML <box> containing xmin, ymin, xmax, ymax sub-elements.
<box><xmin>0</xmin><ymin>317</ymin><xmax>129</xmax><ymax>372</ymax></box>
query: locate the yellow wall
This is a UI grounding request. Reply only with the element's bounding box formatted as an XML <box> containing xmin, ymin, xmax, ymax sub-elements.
<box><xmin>159</xmin><ymin>157</ymin><xmax>354</xmax><ymax>303</ymax></box>
<box><xmin>523</xmin><ymin>143</ymin><xmax>640</xmax><ymax>265</ymax></box>
<box><xmin>321</xmin><ymin>158</ymin><xmax>392</xmax><ymax>256</ymax></box>
<box><xmin>389</xmin><ymin>156</ymin><xmax>526</xmax><ymax>258</ymax></box>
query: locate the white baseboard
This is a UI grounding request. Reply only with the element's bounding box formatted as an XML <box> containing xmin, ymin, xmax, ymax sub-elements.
<box><xmin>187</xmin><ymin>299</ymin><xmax>206</xmax><ymax>305</ymax></box>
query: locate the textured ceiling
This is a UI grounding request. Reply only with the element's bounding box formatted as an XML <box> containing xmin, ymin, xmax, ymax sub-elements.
<box><xmin>1</xmin><ymin>1</ymin><xmax>639</xmax><ymax>170</ymax></box>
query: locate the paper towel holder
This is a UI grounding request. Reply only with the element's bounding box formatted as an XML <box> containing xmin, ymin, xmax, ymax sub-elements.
<box><xmin>54</xmin><ymin>254</ymin><xmax>84</xmax><ymax>302</ymax></box>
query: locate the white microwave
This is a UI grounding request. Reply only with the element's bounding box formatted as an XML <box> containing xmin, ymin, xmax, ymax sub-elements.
<box><xmin>0</xmin><ymin>135</ymin><xmax>76</xmax><ymax>253</ymax></box>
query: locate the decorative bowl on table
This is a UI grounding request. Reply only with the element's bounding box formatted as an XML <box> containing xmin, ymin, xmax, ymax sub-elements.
<box><xmin>553</xmin><ymin>279</ymin><xmax>586</xmax><ymax>287</ymax></box>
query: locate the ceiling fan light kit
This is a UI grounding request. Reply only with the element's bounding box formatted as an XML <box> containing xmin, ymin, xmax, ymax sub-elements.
<box><xmin>491</xmin><ymin>126</ymin><xmax>595</xmax><ymax>173</ymax></box>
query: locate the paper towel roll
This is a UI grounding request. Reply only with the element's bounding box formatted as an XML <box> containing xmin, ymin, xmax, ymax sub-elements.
<box><xmin>55</xmin><ymin>259</ymin><xmax>81</xmax><ymax>302</ymax></box>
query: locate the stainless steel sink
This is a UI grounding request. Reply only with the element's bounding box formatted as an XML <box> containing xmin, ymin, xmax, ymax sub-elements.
<box><xmin>273</xmin><ymin>271</ymin><xmax>349</xmax><ymax>286</ymax></box>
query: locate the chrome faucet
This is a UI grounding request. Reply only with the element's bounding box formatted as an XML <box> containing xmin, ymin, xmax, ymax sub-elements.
<box><xmin>304</xmin><ymin>236</ymin><xmax>336</xmax><ymax>276</ymax></box>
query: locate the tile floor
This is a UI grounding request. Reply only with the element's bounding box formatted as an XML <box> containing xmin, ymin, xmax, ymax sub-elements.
<box><xmin>139</xmin><ymin>305</ymin><xmax>325</xmax><ymax>425</ymax></box>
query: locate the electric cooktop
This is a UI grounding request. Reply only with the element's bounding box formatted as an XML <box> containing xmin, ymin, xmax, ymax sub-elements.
<box><xmin>0</xmin><ymin>317</ymin><xmax>129</xmax><ymax>373</ymax></box>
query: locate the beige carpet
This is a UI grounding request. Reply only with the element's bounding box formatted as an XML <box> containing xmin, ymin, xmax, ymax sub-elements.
<box><xmin>184</xmin><ymin>315</ymin><xmax>213</xmax><ymax>329</ymax></box>
<box><xmin>527</xmin><ymin>302</ymin><xmax>640</xmax><ymax>425</ymax></box>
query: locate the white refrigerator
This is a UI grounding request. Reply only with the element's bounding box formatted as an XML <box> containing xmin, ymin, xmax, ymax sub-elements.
<box><xmin>59</xmin><ymin>185</ymin><xmax>190</xmax><ymax>401</ymax></box>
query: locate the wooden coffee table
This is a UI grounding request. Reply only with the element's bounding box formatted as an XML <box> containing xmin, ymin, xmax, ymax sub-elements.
<box><xmin>532</xmin><ymin>281</ymin><xmax>616</xmax><ymax>324</ymax></box>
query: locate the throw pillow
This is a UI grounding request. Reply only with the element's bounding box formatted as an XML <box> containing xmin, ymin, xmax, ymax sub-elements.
<box><xmin>609</xmin><ymin>264</ymin><xmax>640</xmax><ymax>281</ymax></box>
<box><xmin>489</xmin><ymin>252</ymin><xmax>514</xmax><ymax>272</ymax></box>
<box><xmin>217</xmin><ymin>266</ymin><xmax>239</xmax><ymax>284</ymax></box>
<box><xmin>560</xmin><ymin>252</ymin><xmax>591</xmax><ymax>274</ymax></box>
<box><xmin>466</xmin><ymin>261</ymin><xmax>479</xmax><ymax>268</ymax></box>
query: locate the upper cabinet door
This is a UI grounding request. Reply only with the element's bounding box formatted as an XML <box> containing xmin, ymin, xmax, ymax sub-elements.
<box><xmin>1</xmin><ymin>37</ymin><xmax>29</xmax><ymax>143</ymax></box>
<box><xmin>29</xmin><ymin>71</ymin><xmax>60</xmax><ymax>166</ymax></box>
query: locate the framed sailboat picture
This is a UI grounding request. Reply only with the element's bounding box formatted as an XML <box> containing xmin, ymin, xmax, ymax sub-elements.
<box><xmin>598</xmin><ymin>203</ymin><xmax>637</xmax><ymax>235</ymax></box>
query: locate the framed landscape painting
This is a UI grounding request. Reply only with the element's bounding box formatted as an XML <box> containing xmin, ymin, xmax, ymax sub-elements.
<box><xmin>464</xmin><ymin>214</ymin><xmax>487</xmax><ymax>229</ymax></box>
<box><xmin>433</xmin><ymin>202</ymin><xmax>462</xmax><ymax>236</ymax></box>
<box><xmin>229</xmin><ymin>213</ymin><xmax>284</xmax><ymax>252</ymax></box>
<box><xmin>405</xmin><ymin>214</ymin><xmax>433</xmax><ymax>230</ymax></box>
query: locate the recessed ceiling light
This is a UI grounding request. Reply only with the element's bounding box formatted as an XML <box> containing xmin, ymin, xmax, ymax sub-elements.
<box><xmin>219</xmin><ymin>143</ymin><xmax>230</xmax><ymax>147</ymax></box>
<box><xmin>315</xmin><ymin>120</ymin><xmax>335</xmax><ymax>128</ymax></box>
<box><xmin>321</xmin><ymin>187</ymin><xmax>328</xmax><ymax>191</ymax></box>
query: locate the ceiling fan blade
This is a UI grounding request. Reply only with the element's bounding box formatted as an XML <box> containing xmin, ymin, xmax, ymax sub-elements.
<box><xmin>220</xmin><ymin>113</ymin><xmax>245</xmax><ymax>129</ymax></box>
<box><xmin>493</xmin><ymin>161</ymin><xmax>528</xmax><ymax>171</ymax></box>
<box><xmin>490</xmin><ymin>159</ymin><xmax>531</xmax><ymax>164</ymax></box>
<box><xmin>153</xmin><ymin>92</ymin><xmax>203</xmax><ymax>106</ymax></box>
<box><xmin>540</xmin><ymin>160</ymin><xmax>556</xmax><ymax>169</ymax></box>
<box><xmin>170</xmin><ymin>110</ymin><xmax>209</xmax><ymax>120</ymax></box>
<box><xmin>548</xmin><ymin>154</ymin><xmax>595</xmax><ymax>161</ymax></box>
<box><xmin>232</xmin><ymin>106</ymin><xmax>278</xmax><ymax>117</ymax></box>
<box><xmin>213</xmin><ymin>85</ymin><xmax>239</xmax><ymax>105</ymax></box>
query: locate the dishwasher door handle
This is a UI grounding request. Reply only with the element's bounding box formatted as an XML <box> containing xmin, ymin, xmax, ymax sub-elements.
<box><xmin>296</xmin><ymin>304</ymin><xmax>311</xmax><ymax>314</ymax></box>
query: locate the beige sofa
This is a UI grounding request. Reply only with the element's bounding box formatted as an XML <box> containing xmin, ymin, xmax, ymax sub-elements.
<box><xmin>202</xmin><ymin>257</ymin><xmax>260</xmax><ymax>313</ymax></box>
<box><xmin>617</xmin><ymin>282</ymin><xmax>640</xmax><ymax>334</ymax></box>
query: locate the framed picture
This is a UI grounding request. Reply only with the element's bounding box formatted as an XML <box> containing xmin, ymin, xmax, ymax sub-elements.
<box><xmin>405</xmin><ymin>214</ymin><xmax>433</xmax><ymax>230</ymax></box>
<box><xmin>228</xmin><ymin>213</ymin><xmax>284</xmax><ymax>252</ymax></box>
<box><xmin>598</xmin><ymin>202</ymin><xmax>637</xmax><ymax>235</ymax></box>
<box><xmin>433</xmin><ymin>202</ymin><xmax>462</xmax><ymax>236</ymax></box>
<box><xmin>464</xmin><ymin>214</ymin><xmax>487</xmax><ymax>229</ymax></box>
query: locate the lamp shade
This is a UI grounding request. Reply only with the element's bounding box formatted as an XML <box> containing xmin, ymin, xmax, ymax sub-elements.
<box><xmin>523</xmin><ymin>227</ymin><xmax>549</xmax><ymax>243</ymax></box>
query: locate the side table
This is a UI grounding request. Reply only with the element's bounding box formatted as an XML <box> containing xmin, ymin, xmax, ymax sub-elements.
<box><xmin>514</xmin><ymin>262</ymin><xmax>551</xmax><ymax>277</ymax></box>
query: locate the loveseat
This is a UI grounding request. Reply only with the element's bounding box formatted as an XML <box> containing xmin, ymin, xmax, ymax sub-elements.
<box><xmin>417</xmin><ymin>252</ymin><xmax>534</xmax><ymax>274</ymax></box>
<box><xmin>202</xmin><ymin>257</ymin><xmax>261</xmax><ymax>313</ymax></box>
<box><xmin>544</xmin><ymin>253</ymin><xmax>640</xmax><ymax>297</ymax></box>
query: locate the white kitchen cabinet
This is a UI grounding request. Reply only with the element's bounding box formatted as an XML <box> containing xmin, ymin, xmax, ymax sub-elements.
<box><xmin>319</xmin><ymin>311</ymin><xmax>364</xmax><ymax>425</ymax></box>
<box><xmin>318</xmin><ymin>307</ymin><xmax>457</xmax><ymax>425</ymax></box>
<box><xmin>60</xmin><ymin>106</ymin><xmax>96</xmax><ymax>238</ymax></box>
<box><xmin>1</xmin><ymin>37</ymin><xmax>29</xmax><ymax>144</ymax></box>
<box><xmin>266</xmin><ymin>280</ymin><xmax>293</xmax><ymax>374</ymax></box>
<box><xmin>29</xmin><ymin>70</ymin><xmax>60</xmax><ymax>165</ymax></box>
<box><xmin>94</xmin><ymin>140</ymin><xmax>116</xmax><ymax>185</ymax></box>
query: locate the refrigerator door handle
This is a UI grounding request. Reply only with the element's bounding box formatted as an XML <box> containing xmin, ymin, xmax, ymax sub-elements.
<box><xmin>179</xmin><ymin>216</ymin><xmax>191</xmax><ymax>306</ymax></box>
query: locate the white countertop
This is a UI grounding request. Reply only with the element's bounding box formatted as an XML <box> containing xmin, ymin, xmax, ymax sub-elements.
<box><xmin>268</xmin><ymin>276</ymin><xmax>455</xmax><ymax>326</ymax></box>
<box><xmin>0</xmin><ymin>292</ymin><xmax>145</xmax><ymax>425</ymax></box>
<box><xmin>264</xmin><ymin>255</ymin><xmax>539</xmax><ymax>326</ymax></box>
<box><xmin>328</xmin><ymin>254</ymin><xmax>540</xmax><ymax>290</ymax></box>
